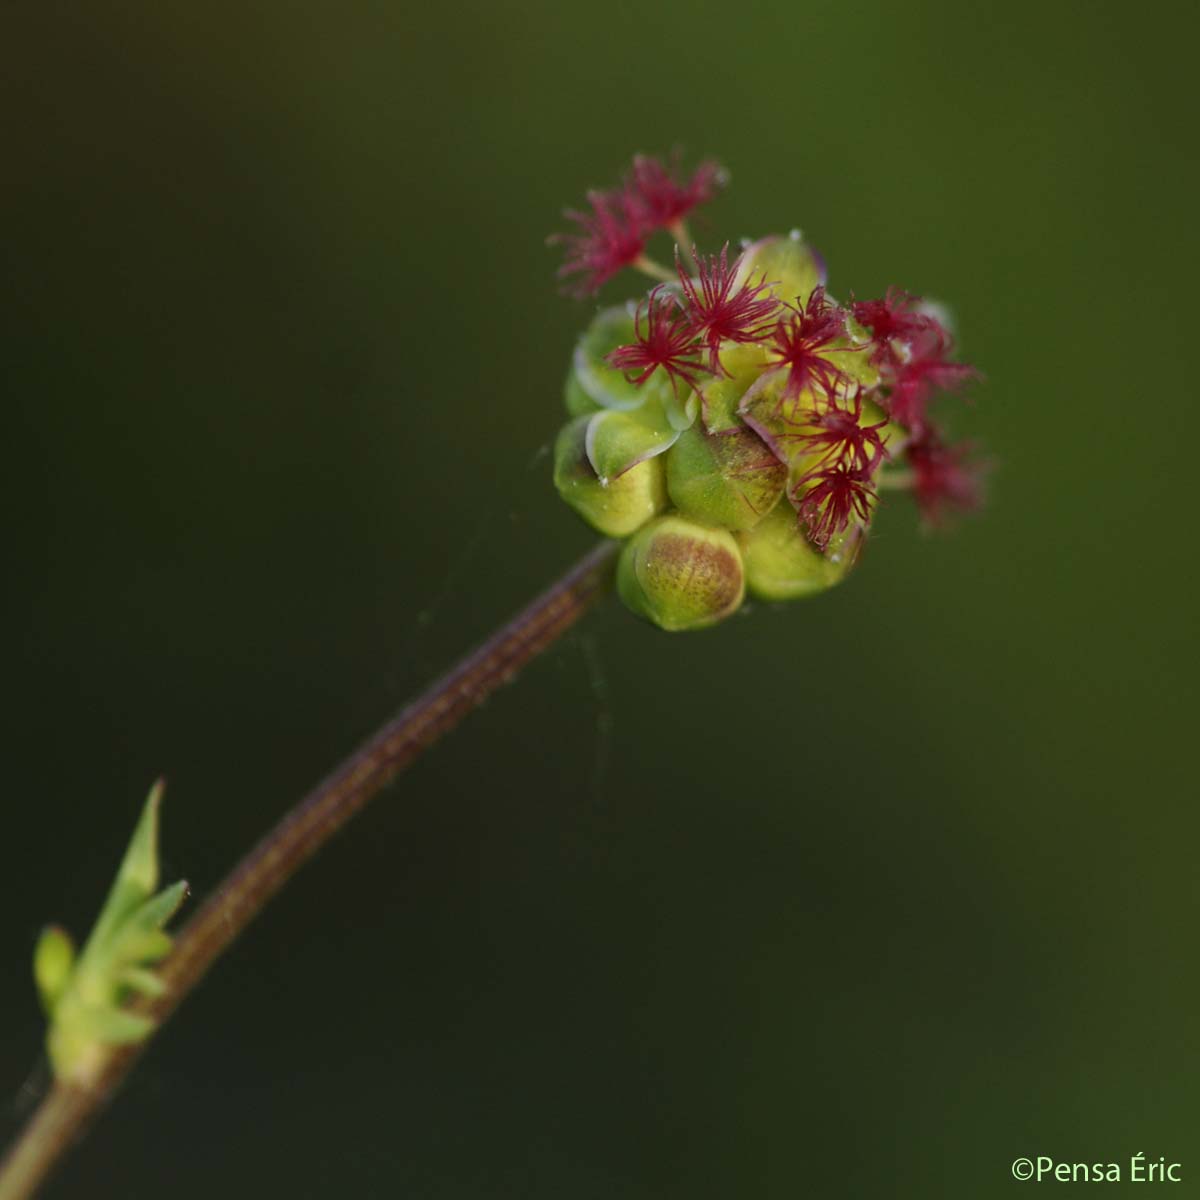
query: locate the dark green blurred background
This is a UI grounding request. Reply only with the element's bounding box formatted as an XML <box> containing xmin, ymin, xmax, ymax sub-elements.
<box><xmin>4</xmin><ymin>1</ymin><xmax>1197</xmax><ymax>1196</ymax></box>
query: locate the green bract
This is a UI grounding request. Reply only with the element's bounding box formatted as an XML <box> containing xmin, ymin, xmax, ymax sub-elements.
<box><xmin>553</xmin><ymin>233</ymin><xmax>888</xmax><ymax>631</ymax></box>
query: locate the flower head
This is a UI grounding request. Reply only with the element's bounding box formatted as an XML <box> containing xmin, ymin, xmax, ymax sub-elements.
<box><xmin>792</xmin><ymin>462</ymin><xmax>877</xmax><ymax>549</ymax></box>
<box><xmin>550</xmin><ymin>152</ymin><xmax>987</xmax><ymax>629</ymax></box>
<box><xmin>625</xmin><ymin>153</ymin><xmax>725</xmax><ymax>232</ymax></box>
<box><xmin>607</xmin><ymin>286</ymin><xmax>707</xmax><ymax>393</ymax></box>
<box><xmin>905</xmin><ymin>427</ymin><xmax>985</xmax><ymax>525</ymax></box>
<box><xmin>551</xmin><ymin>189</ymin><xmax>648</xmax><ymax>296</ymax></box>
<box><xmin>765</xmin><ymin>285</ymin><xmax>854</xmax><ymax>405</ymax></box>
<box><xmin>678</xmin><ymin>244</ymin><xmax>780</xmax><ymax>374</ymax></box>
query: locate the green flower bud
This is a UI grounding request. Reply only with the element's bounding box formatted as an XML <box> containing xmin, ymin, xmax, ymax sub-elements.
<box><xmin>666</xmin><ymin>424</ymin><xmax>786</xmax><ymax>531</ymax></box>
<box><xmin>617</xmin><ymin>515</ymin><xmax>745</xmax><ymax>631</ymax></box>
<box><xmin>553</xmin><ymin>414</ymin><xmax>667</xmax><ymax>537</ymax></box>
<box><xmin>737</xmin><ymin>500</ymin><xmax>860</xmax><ymax>601</ymax></box>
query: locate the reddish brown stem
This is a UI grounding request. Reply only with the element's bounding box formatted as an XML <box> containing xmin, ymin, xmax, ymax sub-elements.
<box><xmin>0</xmin><ymin>539</ymin><xmax>618</xmax><ymax>1200</ymax></box>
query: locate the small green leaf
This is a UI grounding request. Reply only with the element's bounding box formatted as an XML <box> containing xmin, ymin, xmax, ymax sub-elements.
<box><xmin>33</xmin><ymin>926</ymin><xmax>75</xmax><ymax>1016</ymax></box>
<box><xmin>119</xmin><ymin>966</ymin><xmax>168</xmax><ymax>999</ymax></box>
<box><xmin>77</xmin><ymin>1005</ymin><xmax>157</xmax><ymax>1046</ymax></box>
<box><xmin>118</xmin><ymin>778</ymin><xmax>164</xmax><ymax>896</ymax></box>
<box><xmin>128</xmin><ymin>879</ymin><xmax>189</xmax><ymax>935</ymax></box>
<box><xmin>108</xmin><ymin>925</ymin><xmax>174</xmax><ymax>966</ymax></box>
<box><xmin>88</xmin><ymin>780</ymin><xmax>164</xmax><ymax>952</ymax></box>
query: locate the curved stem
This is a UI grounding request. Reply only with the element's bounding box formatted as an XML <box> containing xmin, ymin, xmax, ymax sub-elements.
<box><xmin>633</xmin><ymin>254</ymin><xmax>676</xmax><ymax>284</ymax></box>
<box><xmin>0</xmin><ymin>539</ymin><xmax>619</xmax><ymax>1200</ymax></box>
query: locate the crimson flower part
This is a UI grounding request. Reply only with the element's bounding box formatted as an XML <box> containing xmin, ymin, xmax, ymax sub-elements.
<box><xmin>851</xmin><ymin>288</ymin><xmax>938</xmax><ymax>363</ymax></box>
<box><xmin>782</xmin><ymin>387</ymin><xmax>890</xmax><ymax>474</ymax></box>
<box><xmin>885</xmin><ymin>328</ymin><xmax>978</xmax><ymax>431</ymax></box>
<box><xmin>792</xmin><ymin>462</ymin><xmax>878</xmax><ymax>549</ymax></box>
<box><xmin>678</xmin><ymin>244</ymin><xmax>781</xmax><ymax>374</ymax></box>
<box><xmin>607</xmin><ymin>287</ymin><xmax>708</xmax><ymax>393</ymax></box>
<box><xmin>625</xmin><ymin>153</ymin><xmax>725</xmax><ymax>231</ymax></box>
<box><xmin>765</xmin><ymin>285</ymin><xmax>854</xmax><ymax>404</ymax></box>
<box><xmin>906</xmin><ymin>428</ymin><xmax>985</xmax><ymax>525</ymax></box>
<box><xmin>552</xmin><ymin>189</ymin><xmax>648</xmax><ymax>296</ymax></box>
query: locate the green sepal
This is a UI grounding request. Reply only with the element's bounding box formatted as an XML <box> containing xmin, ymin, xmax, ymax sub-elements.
<box><xmin>698</xmin><ymin>342</ymin><xmax>772</xmax><ymax>433</ymax></box>
<box><xmin>738</xmin><ymin>497</ymin><xmax>861</xmax><ymax>601</ymax></box>
<box><xmin>553</xmin><ymin>415</ymin><xmax>667</xmax><ymax>538</ymax></box>
<box><xmin>585</xmin><ymin>399</ymin><xmax>681</xmax><ymax>484</ymax></box>
<box><xmin>737</xmin><ymin>371</ymin><xmax>806</xmax><ymax>467</ymax></box>
<box><xmin>666</xmin><ymin>424</ymin><xmax>786</xmax><ymax>531</ymax></box>
<box><xmin>736</xmin><ymin>231</ymin><xmax>825</xmax><ymax>306</ymax></box>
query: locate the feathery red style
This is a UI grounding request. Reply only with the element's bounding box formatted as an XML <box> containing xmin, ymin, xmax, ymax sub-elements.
<box><xmin>906</xmin><ymin>427</ymin><xmax>984</xmax><ymax>525</ymax></box>
<box><xmin>885</xmin><ymin>327</ymin><xmax>977</xmax><ymax>431</ymax></box>
<box><xmin>781</xmin><ymin>386</ymin><xmax>889</xmax><ymax>473</ymax></box>
<box><xmin>678</xmin><ymin>244</ymin><xmax>780</xmax><ymax>374</ymax></box>
<box><xmin>552</xmin><ymin>189</ymin><xmax>648</xmax><ymax>296</ymax></box>
<box><xmin>792</xmin><ymin>462</ymin><xmax>877</xmax><ymax>549</ymax></box>
<box><xmin>851</xmin><ymin>288</ymin><xmax>937</xmax><ymax>363</ymax></box>
<box><xmin>625</xmin><ymin>153</ymin><xmax>725</xmax><ymax>231</ymax></box>
<box><xmin>765</xmin><ymin>285</ymin><xmax>855</xmax><ymax>405</ymax></box>
<box><xmin>607</xmin><ymin>286</ymin><xmax>707</xmax><ymax>393</ymax></box>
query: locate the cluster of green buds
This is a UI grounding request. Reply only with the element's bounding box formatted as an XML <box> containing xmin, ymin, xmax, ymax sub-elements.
<box><xmin>551</xmin><ymin>154</ymin><xmax>981</xmax><ymax>632</ymax></box>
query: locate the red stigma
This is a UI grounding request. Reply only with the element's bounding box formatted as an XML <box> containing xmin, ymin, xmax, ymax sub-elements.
<box><xmin>678</xmin><ymin>244</ymin><xmax>780</xmax><ymax>374</ymax></box>
<box><xmin>607</xmin><ymin>286</ymin><xmax>708</xmax><ymax>394</ymax></box>
<box><xmin>552</xmin><ymin>188</ymin><xmax>648</xmax><ymax>297</ymax></box>
<box><xmin>765</xmin><ymin>285</ymin><xmax>854</xmax><ymax>405</ymax></box>
<box><xmin>625</xmin><ymin>153</ymin><xmax>725</xmax><ymax>232</ymax></box>
<box><xmin>885</xmin><ymin>327</ymin><xmax>977</xmax><ymax>431</ymax></box>
<box><xmin>791</xmin><ymin>462</ymin><xmax>877</xmax><ymax>549</ymax></box>
<box><xmin>851</xmin><ymin>288</ymin><xmax>937</xmax><ymax>363</ymax></box>
<box><xmin>782</xmin><ymin>387</ymin><xmax>889</xmax><ymax>474</ymax></box>
<box><xmin>905</xmin><ymin>426</ymin><xmax>984</xmax><ymax>525</ymax></box>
